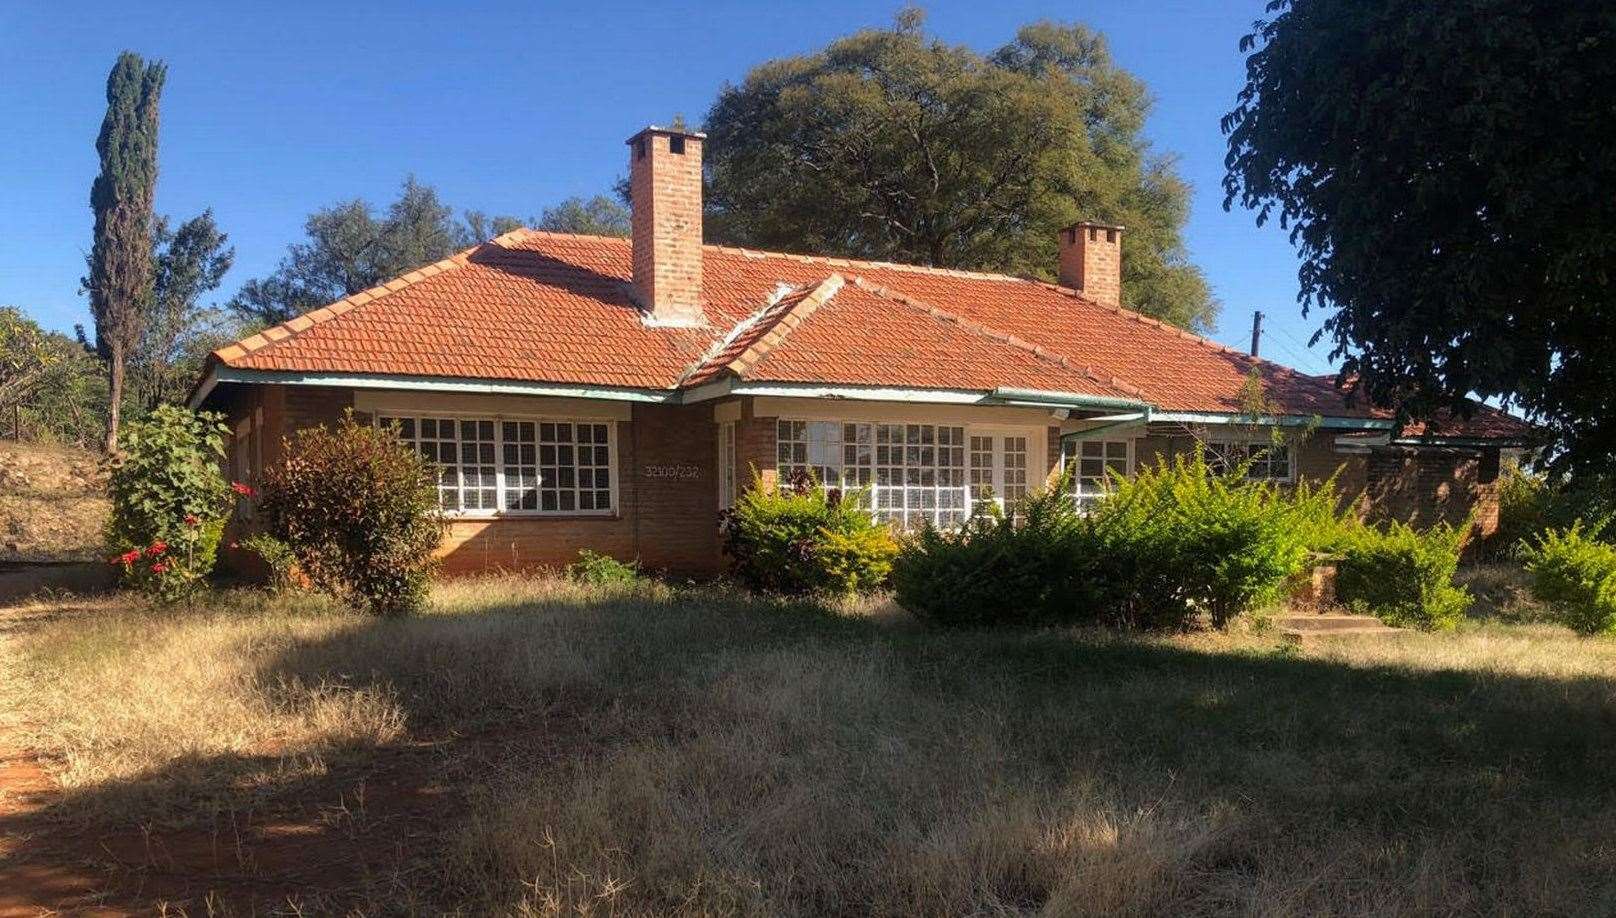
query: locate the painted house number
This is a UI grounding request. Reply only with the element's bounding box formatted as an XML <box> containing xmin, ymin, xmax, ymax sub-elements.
<box><xmin>643</xmin><ymin>464</ymin><xmax>701</xmax><ymax>479</ymax></box>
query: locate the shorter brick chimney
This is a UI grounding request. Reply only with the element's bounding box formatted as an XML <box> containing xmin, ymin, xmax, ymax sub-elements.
<box><xmin>1058</xmin><ymin>221</ymin><xmax>1123</xmax><ymax>309</ymax></box>
<box><xmin>627</xmin><ymin>125</ymin><xmax>705</xmax><ymax>327</ymax></box>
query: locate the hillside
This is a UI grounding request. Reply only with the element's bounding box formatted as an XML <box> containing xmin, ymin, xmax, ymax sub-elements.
<box><xmin>0</xmin><ymin>441</ymin><xmax>108</xmax><ymax>563</ymax></box>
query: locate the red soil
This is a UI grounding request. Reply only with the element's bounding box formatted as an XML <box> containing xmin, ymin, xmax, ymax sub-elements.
<box><xmin>0</xmin><ymin>734</ymin><xmax>463</xmax><ymax>915</ymax></box>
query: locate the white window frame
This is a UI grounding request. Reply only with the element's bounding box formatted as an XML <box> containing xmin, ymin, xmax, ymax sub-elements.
<box><xmin>1062</xmin><ymin>438</ymin><xmax>1135</xmax><ymax>509</ymax></box>
<box><xmin>375</xmin><ymin>410</ymin><xmax>619</xmax><ymax>518</ymax></box>
<box><xmin>718</xmin><ymin>420</ymin><xmax>736</xmax><ymax>509</ymax></box>
<box><xmin>775</xmin><ymin>418</ymin><xmax>1044</xmax><ymax>529</ymax></box>
<box><xmin>1204</xmin><ymin>436</ymin><xmax>1295</xmax><ymax>483</ymax></box>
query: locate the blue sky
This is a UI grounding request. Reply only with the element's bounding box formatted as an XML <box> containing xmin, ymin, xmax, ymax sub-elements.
<box><xmin>0</xmin><ymin>0</ymin><xmax>1335</xmax><ymax>374</ymax></box>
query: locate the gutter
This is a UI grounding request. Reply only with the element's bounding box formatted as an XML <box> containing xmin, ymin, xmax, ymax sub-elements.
<box><xmin>988</xmin><ymin>387</ymin><xmax>1154</xmax><ymax>415</ymax></box>
<box><xmin>1152</xmin><ymin>410</ymin><xmax>1393</xmax><ymax>430</ymax></box>
<box><xmin>1334</xmin><ymin>431</ymin><xmax>1527</xmax><ymax>450</ymax></box>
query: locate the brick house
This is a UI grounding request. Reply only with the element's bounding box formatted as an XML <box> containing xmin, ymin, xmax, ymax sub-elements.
<box><xmin>190</xmin><ymin>126</ymin><xmax>1531</xmax><ymax>576</ymax></box>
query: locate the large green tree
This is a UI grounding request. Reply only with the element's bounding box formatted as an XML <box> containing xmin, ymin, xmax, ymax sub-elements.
<box><xmin>86</xmin><ymin>51</ymin><xmax>165</xmax><ymax>451</ymax></box>
<box><xmin>230</xmin><ymin>177</ymin><xmax>468</xmax><ymax>325</ymax></box>
<box><xmin>1223</xmin><ymin>0</ymin><xmax>1616</xmax><ymax>474</ymax></box>
<box><xmin>0</xmin><ymin>310</ymin><xmax>103</xmax><ymax>446</ymax></box>
<box><xmin>536</xmin><ymin>195</ymin><xmax>629</xmax><ymax>237</ymax></box>
<box><xmin>703</xmin><ymin>10</ymin><xmax>1215</xmax><ymax>330</ymax></box>
<box><xmin>133</xmin><ymin>211</ymin><xmax>235</xmax><ymax>411</ymax></box>
<box><xmin>233</xmin><ymin>182</ymin><xmax>630</xmax><ymax>324</ymax></box>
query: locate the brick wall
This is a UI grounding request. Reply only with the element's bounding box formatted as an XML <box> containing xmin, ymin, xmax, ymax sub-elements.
<box><xmin>735</xmin><ymin>400</ymin><xmax>779</xmax><ymax>492</ymax></box>
<box><xmin>1363</xmin><ymin>446</ymin><xmax>1501</xmax><ymax>537</ymax></box>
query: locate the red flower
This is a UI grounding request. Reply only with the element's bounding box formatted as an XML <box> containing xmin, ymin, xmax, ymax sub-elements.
<box><xmin>150</xmin><ymin>562</ymin><xmax>169</xmax><ymax>574</ymax></box>
<box><xmin>184</xmin><ymin>514</ymin><xmax>200</xmax><ymax>527</ymax></box>
<box><xmin>231</xmin><ymin>482</ymin><xmax>254</xmax><ymax>496</ymax></box>
<box><xmin>146</xmin><ymin>540</ymin><xmax>168</xmax><ymax>557</ymax></box>
<box><xmin>113</xmin><ymin>549</ymin><xmax>141</xmax><ymax>566</ymax></box>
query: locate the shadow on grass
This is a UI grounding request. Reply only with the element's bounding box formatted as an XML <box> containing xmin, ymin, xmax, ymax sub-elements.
<box><xmin>9</xmin><ymin>586</ymin><xmax>1616</xmax><ymax>912</ymax></box>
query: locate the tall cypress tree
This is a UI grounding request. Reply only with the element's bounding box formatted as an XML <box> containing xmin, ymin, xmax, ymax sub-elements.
<box><xmin>87</xmin><ymin>51</ymin><xmax>165</xmax><ymax>452</ymax></box>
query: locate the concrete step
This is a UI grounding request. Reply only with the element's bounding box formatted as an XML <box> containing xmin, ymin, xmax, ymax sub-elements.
<box><xmin>1278</xmin><ymin>614</ymin><xmax>1391</xmax><ymax>632</ymax></box>
<box><xmin>1277</xmin><ymin>611</ymin><xmax>1403</xmax><ymax>641</ymax></box>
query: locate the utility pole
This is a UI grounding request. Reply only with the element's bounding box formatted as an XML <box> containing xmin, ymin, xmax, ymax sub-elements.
<box><xmin>1250</xmin><ymin>310</ymin><xmax>1264</xmax><ymax>357</ymax></box>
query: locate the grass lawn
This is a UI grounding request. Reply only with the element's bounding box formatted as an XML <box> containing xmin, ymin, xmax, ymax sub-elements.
<box><xmin>3</xmin><ymin>575</ymin><xmax>1615</xmax><ymax>915</ymax></box>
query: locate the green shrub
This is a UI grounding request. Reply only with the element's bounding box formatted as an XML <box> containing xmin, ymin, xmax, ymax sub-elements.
<box><xmin>892</xmin><ymin>484</ymin><xmax>1092</xmax><ymax>628</ymax></box>
<box><xmin>567</xmin><ymin>549</ymin><xmax>641</xmax><ymax>585</ymax></box>
<box><xmin>105</xmin><ymin>405</ymin><xmax>233</xmax><ymax>602</ymax></box>
<box><xmin>240</xmin><ymin>532</ymin><xmax>300</xmax><ymax>593</ymax></box>
<box><xmin>1095</xmin><ymin>451</ymin><xmax>1341</xmax><ymax>628</ymax></box>
<box><xmin>1489</xmin><ymin>464</ymin><xmax>1552</xmax><ymax>557</ymax></box>
<box><xmin>722</xmin><ymin>473</ymin><xmax>898</xmax><ymax>596</ymax></box>
<box><xmin>1521</xmin><ymin>521</ymin><xmax>1616</xmax><ymax>636</ymax></box>
<box><xmin>893</xmin><ymin>451</ymin><xmax>1343</xmax><ymax>631</ymax></box>
<box><xmin>258</xmin><ymin>412</ymin><xmax>444</xmax><ymax>615</ymax></box>
<box><xmin>1335</xmin><ymin>519</ymin><xmax>1471</xmax><ymax>630</ymax></box>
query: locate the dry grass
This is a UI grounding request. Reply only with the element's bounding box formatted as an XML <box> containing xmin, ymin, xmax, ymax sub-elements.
<box><xmin>6</xmin><ymin>575</ymin><xmax>1616</xmax><ymax>915</ymax></box>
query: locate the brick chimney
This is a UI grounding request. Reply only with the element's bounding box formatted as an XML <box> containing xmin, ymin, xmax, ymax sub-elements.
<box><xmin>1058</xmin><ymin>221</ymin><xmax>1123</xmax><ymax>309</ymax></box>
<box><xmin>627</xmin><ymin>125</ymin><xmax>705</xmax><ymax>327</ymax></box>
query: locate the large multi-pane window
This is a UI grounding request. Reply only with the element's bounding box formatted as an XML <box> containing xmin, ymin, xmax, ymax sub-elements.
<box><xmin>1206</xmin><ymin>440</ymin><xmax>1293</xmax><ymax>482</ymax></box>
<box><xmin>378</xmin><ymin>415</ymin><xmax>614</xmax><ymax>515</ymax></box>
<box><xmin>1064</xmin><ymin>439</ymin><xmax>1131</xmax><ymax>508</ymax></box>
<box><xmin>776</xmin><ymin>420</ymin><xmax>968</xmax><ymax>528</ymax></box>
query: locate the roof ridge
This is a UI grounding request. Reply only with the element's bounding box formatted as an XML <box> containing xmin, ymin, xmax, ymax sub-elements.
<box><xmin>678</xmin><ymin>275</ymin><xmax>845</xmax><ymax>386</ymax></box>
<box><xmin>846</xmin><ymin>276</ymin><xmax>1148</xmax><ymax>399</ymax></box>
<box><xmin>1025</xmin><ymin>279</ymin><xmax>1339</xmax><ymax>393</ymax></box>
<box><xmin>210</xmin><ymin>237</ymin><xmax>499</xmax><ymax>366</ymax></box>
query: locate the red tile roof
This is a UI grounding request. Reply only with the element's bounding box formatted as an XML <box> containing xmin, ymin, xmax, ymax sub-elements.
<box><xmin>206</xmin><ymin>229</ymin><xmax>1515</xmax><ymax>433</ymax></box>
<box><xmin>1397</xmin><ymin>402</ymin><xmax>1535</xmax><ymax>441</ymax></box>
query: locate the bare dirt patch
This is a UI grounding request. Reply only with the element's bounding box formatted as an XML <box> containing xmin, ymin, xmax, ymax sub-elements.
<box><xmin>0</xmin><ymin>441</ymin><xmax>109</xmax><ymax>564</ymax></box>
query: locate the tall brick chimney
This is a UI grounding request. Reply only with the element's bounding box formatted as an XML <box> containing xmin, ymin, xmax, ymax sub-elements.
<box><xmin>1058</xmin><ymin>221</ymin><xmax>1123</xmax><ymax>309</ymax></box>
<box><xmin>627</xmin><ymin>125</ymin><xmax>705</xmax><ymax>327</ymax></box>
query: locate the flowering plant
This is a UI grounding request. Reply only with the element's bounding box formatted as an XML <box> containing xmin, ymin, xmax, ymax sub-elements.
<box><xmin>106</xmin><ymin>405</ymin><xmax>236</xmax><ymax>602</ymax></box>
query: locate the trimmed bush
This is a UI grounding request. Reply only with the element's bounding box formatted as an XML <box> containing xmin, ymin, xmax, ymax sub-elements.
<box><xmin>1521</xmin><ymin>521</ymin><xmax>1616</xmax><ymax>636</ymax></box>
<box><xmin>892</xmin><ymin>484</ymin><xmax>1093</xmax><ymax>628</ymax></box>
<box><xmin>258</xmin><ymin>412</ymin><xmax>444</xmax><ymax>615</ymax></box>
<box><xmin>106</xmin><ymin>405</ymin><xmax>233</xmax><ymax>602</ymax></box>
<box><xmin>567</xmin><ymin>549</ymin><xmax>641</xmax><ymax>585</ymax></box>
<box><xmin>722</xmin><ymin>473</ymin><xmax>897</xmax><ymax>596</ymax></box>
<box><xmin>893</xmin><ymin>450</ymin><xmax>1343</xmax><ymax>631</ymax></box>
<box><xmin>1335</xmin><ymin>520</ymin><xmax>1471</xmax><ymax>630</ymax></box>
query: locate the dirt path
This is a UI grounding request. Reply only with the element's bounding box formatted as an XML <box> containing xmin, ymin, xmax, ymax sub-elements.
<box><xmin>0</xmin><ymin>603</ymin><xmax>469</xmax><ymax>916</ymax></box>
